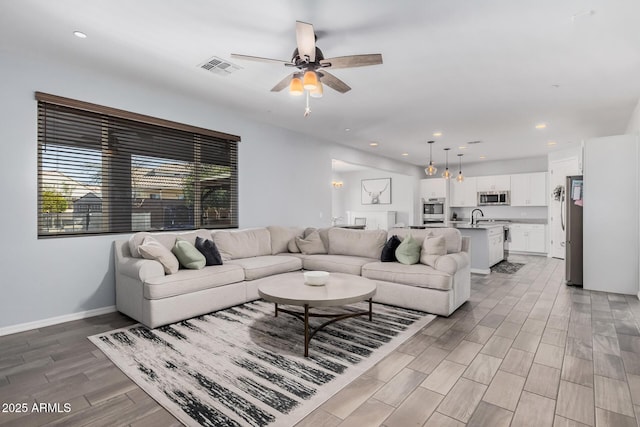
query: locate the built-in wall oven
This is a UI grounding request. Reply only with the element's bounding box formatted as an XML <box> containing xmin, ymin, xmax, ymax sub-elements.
<box><xmin>423</xmin><ymin>198</ymin><xmax>445</xmax><ymax>223</ymax></box>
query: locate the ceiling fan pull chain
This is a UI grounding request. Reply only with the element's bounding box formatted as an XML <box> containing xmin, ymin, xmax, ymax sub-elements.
<box><xmin>304</xmin><ymin>91</ymin><xmax>311</xmax><ymax>117</ymax></box>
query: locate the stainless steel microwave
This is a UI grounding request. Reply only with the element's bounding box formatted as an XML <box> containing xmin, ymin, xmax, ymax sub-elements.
<box><xmin>478</xmin><ymin>191</ymin><xmax>510</xmax><ymax>206</ymax></box>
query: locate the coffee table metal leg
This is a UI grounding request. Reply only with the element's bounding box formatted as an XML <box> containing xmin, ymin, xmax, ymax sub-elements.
<box><xmin>369</xmin><ymin>298</ymin><xmax>372</xmax><ymax>321</ymax></box>
<box><xmin>274</xmin><ymin>303</ymin><xmax>278</xmax><ymax>317</ymax></box>
<box><xmin>304</xmin><ymin>304</ymin><xmax>310</xmax><ymax>357</ymax></box>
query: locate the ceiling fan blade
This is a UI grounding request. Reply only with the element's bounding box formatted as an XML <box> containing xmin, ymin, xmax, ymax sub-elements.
<box><xmin>230</xmin><ymin>53</ymin><xmax>292</xmax><ymax>66</ymax></box>
<box><xmin>270</xmin><ymin>73</ymin><xmax>294</xmax><ymax>92</ymax></box>
<box><xmin>295</xmin><ymin>21</ymin><xmax>316</xmax><ymax>62</ymax></box>
<box><xmin>320</xmin><ymin>54</ymin><xmax>383</xmax><ymax>69</ymax></box>
<box><xmin>318</xmin><ymin>71</ymin><xmax>351</xmax><ymax>93</ymax></box>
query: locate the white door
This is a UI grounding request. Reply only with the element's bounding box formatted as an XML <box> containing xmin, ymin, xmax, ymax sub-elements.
<box><xmin>548</xmin><ymin>158</ymin><xmax>580</xmax><ymax>259</ymax></box>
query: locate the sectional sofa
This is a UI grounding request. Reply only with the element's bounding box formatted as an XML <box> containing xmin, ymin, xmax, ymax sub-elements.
<box><xmin>114</xmin><ymin>226</ymin><xmax>471</xmax><ymax>328</ymax></box>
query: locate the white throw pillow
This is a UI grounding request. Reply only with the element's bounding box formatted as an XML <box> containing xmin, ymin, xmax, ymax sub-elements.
<box><xmin>420</xmin><ymin>235</ymin><xmax>447</xmax><ymax>267</ymax></box>
<box><xmin>138</xmin><ymin>236</ymin><xmax>179</xmax><ymax>274</ymax></box>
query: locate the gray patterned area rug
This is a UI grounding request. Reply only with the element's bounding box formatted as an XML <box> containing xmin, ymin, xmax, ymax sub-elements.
<box><xmin>491</xmin><ymin>260</ymin><xmax>526</xmax><ymax>274</ymax></box>
<box><xmin>89</xmin><ymin>300</ymin><xmax>434</xmax><ymax>427</ymax></box>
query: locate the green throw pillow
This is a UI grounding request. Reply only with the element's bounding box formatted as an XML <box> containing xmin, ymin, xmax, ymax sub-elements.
<box><xmin>172</xmin><ymin>239</ymin><xmax>206</xmax><ymax>270</ymax></box>
<box><xmin>395</xmin><ymin>234</ymin><xmax>421</xmax><ymax>265</ymax></box>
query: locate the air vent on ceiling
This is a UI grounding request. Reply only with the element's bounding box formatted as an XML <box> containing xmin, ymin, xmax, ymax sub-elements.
<box><xmin>467</xmin><ymin>140</ymin><xmax>483</xmax><ymax>145</ymax></box>
<box><xmin>199</xmin><ymin>56</ymin><xmax>242</xmax><ymax>76</ymax></box>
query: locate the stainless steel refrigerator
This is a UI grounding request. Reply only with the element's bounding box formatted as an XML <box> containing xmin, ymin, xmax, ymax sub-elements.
<box><xmin>564</xmin><ymin>175</ymin><xmax>583</xmax><ymax>286</ymax></box>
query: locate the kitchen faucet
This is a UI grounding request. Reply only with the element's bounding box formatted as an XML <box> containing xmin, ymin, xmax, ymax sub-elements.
<box><xmin>471</xmin><ymin>208</ymin><xmax>484</xmax><ymax>225</ymax></box>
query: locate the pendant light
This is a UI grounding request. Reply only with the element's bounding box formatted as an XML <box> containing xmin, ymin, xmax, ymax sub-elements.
<box><xmin>424</xmin><ymin>140</ymin><xmax>437</xmax><ymax>176</ymax></box>
<box><xmin>456</xmin><ymin>153</ymin><xmax>464</xmax><ymax>182</ymax></box>
<box><xmin>442</xmin><ymin>148</ymin><xmax>451</xmax><ymax>179</ymax></box>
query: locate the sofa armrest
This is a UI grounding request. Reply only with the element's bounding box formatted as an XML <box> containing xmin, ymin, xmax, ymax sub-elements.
<box><xmin>434</xmin><ymin>252</ymin><xmax>470</xmax><ymax>275</ymax></box>
<box><xmin>117</xmin><ymin>257</ymin><xmax>165</xmax><ymax>282</ymax></box>
<box><xmin>461</xmin><ymin>236</ymin><xmax>470</xmax><ymax>253</ymax></box>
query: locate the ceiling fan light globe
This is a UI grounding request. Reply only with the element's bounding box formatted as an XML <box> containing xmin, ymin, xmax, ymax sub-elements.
<box><xmin>303</xmin><ymin>70</ymin><xmax>319</xmax><ymax>90</ymax></box>
<box><xmin>289</xmin><ymin>76</ymin><xmax>304</xmax><ymax>96</ymax></box>
<box><xmin>310</xmin><ymin>81</ymin><xmax>323</xmax><ymax>98</ymax></box>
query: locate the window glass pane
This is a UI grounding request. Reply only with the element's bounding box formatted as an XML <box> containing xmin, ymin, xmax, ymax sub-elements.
<box><xmin>39</xmin><ymin>144</ymin><xmax>105</xmax><ymax>234</ymax></box>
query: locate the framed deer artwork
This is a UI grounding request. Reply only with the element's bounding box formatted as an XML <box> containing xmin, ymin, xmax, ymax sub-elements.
<box><xmin>361</xmin><ymin>178</ymin><xmax>391</xmax><ymax>205</ymax></box>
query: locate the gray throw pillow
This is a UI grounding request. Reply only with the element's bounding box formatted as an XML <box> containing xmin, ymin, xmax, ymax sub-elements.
<box><xmin>395</xmin><ymin>234</ymin><xmax>421</xmax><ymax>265</ymax></box>
<box><xmin>295</xmin><ymin>230</ymin><xmax>327</xmax><ymax>255</ymax></box>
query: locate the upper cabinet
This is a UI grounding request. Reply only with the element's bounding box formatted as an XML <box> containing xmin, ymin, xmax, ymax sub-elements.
<box><xmin>510</xmin><ymin>172</ymin><xmax>547</xmax><ymax>206</ymax></box>
<box><xmin>476</xmin><ymin>175</ymin><xmax>511</xmax><ymax>192</ymax></box>
<box><xmin>450</xmin><ymin>177</ymin><xmax>477</xmax><ymax>207</ymax></box>
<box><xmin>420</xmin><ymin>178</ymin><xmax>446</xmax><ymax>200</ymax></box>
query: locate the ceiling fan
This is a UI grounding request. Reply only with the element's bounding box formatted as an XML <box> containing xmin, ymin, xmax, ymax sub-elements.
<box><xmin>231</xmin><ymin>21</ymin><xmax>383</xmax><ymax>100</ymax></box>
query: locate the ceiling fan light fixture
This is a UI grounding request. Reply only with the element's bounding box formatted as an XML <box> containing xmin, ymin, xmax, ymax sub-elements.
<box><xmin>289</xmin><ymin>75</ymin><xmax>304</xmax><ymax>96</ymax></box>
<box><xmin>310</xmin><ymin>81</ymin><xmax>323</xmax><ymax>98</ymax></box>
<box><xmin>303</xmin><ymin>70</ymin><xmax>318</xmax><ymax>90</ymax></box>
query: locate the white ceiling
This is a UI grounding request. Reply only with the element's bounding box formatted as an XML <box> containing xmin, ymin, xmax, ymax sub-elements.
<box><xmin>2</xmin><ymin>0</ymin><xmax>640</xmax><ymax>168</ymax></box>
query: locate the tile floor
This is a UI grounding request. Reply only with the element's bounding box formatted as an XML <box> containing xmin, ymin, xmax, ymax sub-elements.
<box><xmin>1</xmin><ymin>254</ymin><xmax>640</xmax><ymax>426</ymax></box>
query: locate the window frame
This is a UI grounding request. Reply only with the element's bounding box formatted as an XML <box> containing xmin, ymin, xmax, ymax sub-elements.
<box><xmin>36</xmin><ymin>92</ymin><xmax>240</xmax><ymax>238</ymax></box>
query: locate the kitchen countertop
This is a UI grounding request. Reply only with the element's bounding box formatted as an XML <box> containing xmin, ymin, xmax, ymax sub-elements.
<box><xmin>451</xmin><ymin>218</ymin><xmax>548</xmax><ymax>225</ymax></box>
<box><xmin>419</xmin><ymin>223</ymin><xmax>503</xmax><ymax>230</ymax></box>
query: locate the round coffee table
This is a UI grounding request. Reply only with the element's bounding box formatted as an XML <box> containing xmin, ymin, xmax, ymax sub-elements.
<box><xmin>258</xmin><ymin>272</ymin><xmax>377</xmax><ymax>357</ymax></box>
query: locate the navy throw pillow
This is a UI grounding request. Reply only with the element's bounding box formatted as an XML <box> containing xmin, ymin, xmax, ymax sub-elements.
<box><xmin>381</xmin><ymin>235</ymin><xmax>402</xmax><ymax>262</ymax></box>
<box><xmin>195</xmin><ymin>236</ymin><xmax>223</xmax><ymax>266</ymax></box>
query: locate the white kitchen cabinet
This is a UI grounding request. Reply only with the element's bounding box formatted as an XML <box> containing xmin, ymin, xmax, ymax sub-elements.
<box><xmin>488</xmin><ymin>227</ymin><xmax>504</xmax><ymax>266</ymax></box>
<box><xmin>419</xmin><ymin>178</ymin><xmax>446</xmax><ymax>200</ymax></box>
<box><xmin>510</xmin><ymin>172</ymin><xmax>547</xmax><ymax>206</ymax></box>
<box><xmin>508</xmin><ymin>224</ymin><xmax>546</xmax><ymax>253</ymax></box>
<box><xmin>450</xmin><ymin>177</ymin><xmax>477</xmax><ymax>207</ymax></box>
<box><xmin>476</xmin><ymin>175</ymin><xmax>511</xmax><ymax>192</ymax></box>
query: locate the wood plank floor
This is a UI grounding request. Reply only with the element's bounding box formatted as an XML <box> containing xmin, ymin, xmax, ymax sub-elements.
<box><xmin>2</xmin><ymin>255</ymin><xmax>640</xmax><ymax>426</ymax></box>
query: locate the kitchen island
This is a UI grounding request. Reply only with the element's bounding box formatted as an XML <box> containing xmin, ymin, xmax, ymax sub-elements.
<box><xmin>425</xmin><ymin>223</ymin><xmax>504</xmax><ymax>274</ymax></box>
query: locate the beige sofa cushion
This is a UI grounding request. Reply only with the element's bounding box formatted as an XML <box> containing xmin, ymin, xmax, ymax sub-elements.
<box><xmin>362</xmin><ymin>262</ymin><xmax>453</xmax><ymax>291</ymax></box>
<box><xmin>144</xmin><ymin>264</ymin><xmax>245</xmax><ymax>299</ymax></box>
<box><xmin>213</xmin><ymin>228</ymin><xmax>271</xmax><ymax>261</ymax></box>
<box><xmin>267</xmin><ymin>226</ymin><xmax>304</xmax><ymax>254</ymax></box>
<box><xmin>328</xmin><ymin>228</ymin><xmax>387</xmax><ymax>259</ymax></box>
<box><xmin>303</xmin><ymin>254</ymin><xmax>377</xmax><ymax>276</ymax></box>
<box><xmin>227</xmin><ymin>255</ymin><xmax>302</xmax><ymax>280</ymax></box>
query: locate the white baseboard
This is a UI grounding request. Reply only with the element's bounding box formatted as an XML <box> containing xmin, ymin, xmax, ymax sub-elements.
<box><xmin>471</xmin><ymin>268</ymin><xmax>491</xmax><ymax>275</ymax></box>
<box><xmin>0</xmin><ymin>306</ymin><xmax>117</xmax><ymax>337</ymax></box>
<box><xmin>637</xmin><ymin>292</ymin><xmax>640</xmax><ymax>301</ymax></box>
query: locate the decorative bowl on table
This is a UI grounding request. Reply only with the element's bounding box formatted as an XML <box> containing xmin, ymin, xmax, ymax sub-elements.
<box><xmin>303</xmin><ymin>271</ymin><xmax>330</xmax><ymax>286</ymax></box>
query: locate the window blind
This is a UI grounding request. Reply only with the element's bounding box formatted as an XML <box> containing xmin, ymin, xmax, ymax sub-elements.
<box><xmin>36</xmin><ymin>93</ymin><xmax>239</xmax><ymax>237</ymax></box>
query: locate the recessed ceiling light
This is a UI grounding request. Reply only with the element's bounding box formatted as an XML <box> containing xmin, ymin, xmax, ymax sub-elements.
<box><xmin>369</xmin><ymin>142</ymin><xmax>378</xmax><ymax>147</ymax></box>
<box><xmin>73</xmin><ymin>31</ymin><xmax>87</xmax><ymax>39</ymax></box>
<box><xmin>458</xmin><ymin>146</ymin><xmax>467</xmax><ymax>150</ymax></box>
<box><xmin>432</xmin><ymin>132</ymin><xmax>442</xmax><ymax>137</ymax></box>
<box><xmin>547</xmin><ymin>141</ymin><xmax>557</xmax><ymax>146</ymax></box>
<box><xmin>479</xmin><ymin>155</ymin><xmax>487</xmax><ymax>159</ymax></box>
<box><xmin>344</xmin><ymin>128</ymin><xmax>350</xmax><ymax>132</ymax></box>
<box><xmin>401</xmin><ymin>153</ymin><xmax>409</xmax><ymax>157</ymax></box>
<box><xmin>535</xmin><ymin>123</ymin><xmax>547</xmax><ymax>129</ymax></box>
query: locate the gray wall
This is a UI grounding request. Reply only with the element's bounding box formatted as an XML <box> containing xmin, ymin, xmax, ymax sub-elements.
<box><xmin>0</xmin><ymin>51</ymin><xmax>421</xmax><ymax>329</ymax></box>
<box><xmin>460</xmin><ymin>156</ymin><xmax>547</xmax><ymax>177</ymax></box>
